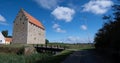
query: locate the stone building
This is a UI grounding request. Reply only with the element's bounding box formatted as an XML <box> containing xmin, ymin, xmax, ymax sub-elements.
<box><xmin>0</xmin><ymin>32</ymin><xmax>12</xmax><ymax>44</ymax></box>
<box><xmin>12</xmin><ymin>9</ymin><xmax>45</xmax><ymax>44</ymax></box>
<box><xmin>5</xmin><ymin>38</ymin><xmax>12</xmax><ymax>44</ymax></box>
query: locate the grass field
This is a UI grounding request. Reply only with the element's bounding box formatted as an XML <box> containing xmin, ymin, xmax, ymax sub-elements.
<box><xmin>0</xmin><ymin>43</ymin><xmax>94</xmax><ymax>63</ymax></box>
<box><xmin>0</xmin><ymin>53</ymin><xmax>52</xmax><ymax>63</ymax></box>
<box><xmin>36</xmin><ymin>50</ymin><xmax>74</xmax><ymax>63</ymax></box>
<box><xmin>40</xmin><ymin>43</ymin><xmax>93</xmax><ymax>49</ymax></box>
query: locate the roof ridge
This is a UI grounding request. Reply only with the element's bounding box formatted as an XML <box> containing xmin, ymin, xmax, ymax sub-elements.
<box><xmin>20</xmin><ymin>9</ymin><xmax>45</xmax><ymax>30</ymax></box>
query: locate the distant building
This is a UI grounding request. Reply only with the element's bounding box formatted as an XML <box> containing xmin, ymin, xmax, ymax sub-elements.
<box><xmin>0</xmin><ymin>32</ymin><xmax>5</xmax><ymax>44</ymax></box>
<box><xmin>12</xmin><ymin>9</ymin><xmax>45</xmax><ymax>44</ymax></box>
<box><xmin>5</xmin><ymin>38</ymin><xmax>12</xmax><ymax>44</ymax></box>
<box><xmin>0</xmin><ymin>32</ymin><xmax>12</xmax><ymax>45</ymax></box>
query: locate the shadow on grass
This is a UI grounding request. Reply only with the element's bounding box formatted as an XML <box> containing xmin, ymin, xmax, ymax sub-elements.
<box><xmin>36</xmin><ymin>50</ymin><xmax>74</xmax><ymax>63</ymax></box>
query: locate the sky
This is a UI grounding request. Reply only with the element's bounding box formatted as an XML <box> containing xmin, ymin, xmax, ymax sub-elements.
<box><xmin>0</xmin><ymin>0</ymin><xmax>116</xmax><ymax>43</ymax></box>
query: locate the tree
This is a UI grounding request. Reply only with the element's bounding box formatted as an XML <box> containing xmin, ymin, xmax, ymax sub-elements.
<box><xmin>94</xmin><ymin>1</ymin><xmax>120</xmax><ymax>61</ymax></box>
<box><xmin>2</xmin><ymin>30</ymin><xmax>8</xmax><ymax>37</ymax></box>
<box><xmin>45</xmin><ymin>39</ymin><xmax>49</xmax><ymax>44</ymax></box>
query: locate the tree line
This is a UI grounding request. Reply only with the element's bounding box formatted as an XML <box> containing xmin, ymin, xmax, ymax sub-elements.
<box><xmin>1</xmin><ymin>30</ymin><xmax>12</xmax><ymax>38</ymax></box>
<box><xmin>94</xmin><ymin>1</ymin><xmax>120</xmax><ymax>62</ymax></box>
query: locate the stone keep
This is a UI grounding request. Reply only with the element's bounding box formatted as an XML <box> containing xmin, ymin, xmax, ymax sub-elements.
<box><xmin>12</xmin><ymin>9</ymin><xmax>45</xmax><ymax>44</ymax></box>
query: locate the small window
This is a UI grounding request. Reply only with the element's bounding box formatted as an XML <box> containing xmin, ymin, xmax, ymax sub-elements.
<box><xmin>20</xmin><ymin>18</ymin><xmax>22</xmax><ymax>21</ymax></box>
<box><xmin>39</xmin><ymin>33</ymin><xmax>41</xmax><ymax>35</ymax></box>
<box><xmin>24</xmin><ymin>17</ymin><xmax>27</xmax><ymax>21</ymax></box>
<box><xmin>23</xmin><ymin>22</ymin><xmax>24</xmax><ymax>24</ymax></box>
<box><xmin>34</xmin><ymin>37</ymin><xmax>36</xmax><ymax>40</ymax></box>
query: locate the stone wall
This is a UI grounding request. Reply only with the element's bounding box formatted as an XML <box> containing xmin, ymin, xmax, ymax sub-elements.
<box><xmin>27</xmin><ymin>22</ymin><xmax>45</xmax><ymax>44</ymax></box>
<box><xmin>12</xmin><ymin>9</ymin><xmax>45</xmax><ymax>44</ymax></box>
<box><xmin>12</xmin><ymin>11</ymin><xmax>28</xmax><ymax>44</ymax></box>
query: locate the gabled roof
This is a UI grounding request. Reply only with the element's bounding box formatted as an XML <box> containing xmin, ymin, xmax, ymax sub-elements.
<box><xmin>20</xmin><ymin>9</ymin><xmax>45</xmax><ymax>30</ymax></box>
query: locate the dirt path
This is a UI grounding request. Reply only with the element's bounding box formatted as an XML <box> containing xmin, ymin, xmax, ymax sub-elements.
<box><xmin>62</xmin><ymin>49</ymin><xmax>111</xmax><ymax>63</ymax></box>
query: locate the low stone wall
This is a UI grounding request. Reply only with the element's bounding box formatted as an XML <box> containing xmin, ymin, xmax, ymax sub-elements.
<box><xmin>24</xmin><ymin>46</ymin><xmax>36</xmax><ymax>55</ymax></box>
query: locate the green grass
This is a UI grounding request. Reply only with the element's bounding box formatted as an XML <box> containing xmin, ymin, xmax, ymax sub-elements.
<box><xmin>0</xmin><ymin>51</ymin><xmax>71</xmax><ymax>63</ymax></box>
<box><xmin>37</xmin><ymin>50</ymin><xmax>74</xmax><ymax>63</ymax></box>
<box><xmin>39</xmin><ymin>43</ymin><xmax>93</xmax><ymax>49</ymax></box>
<box><xmin>36</xmin><ymin>43</ymin><xmax>94</xmax><ymax>63</ymax></box>
<box><xmin>0</xmin><ymin>53</ymin><xmax>52</xmax><ymax>63</ymax></box>
<box><xmin>0</xmin><ymin>43</ymin><xmax>94</xmax><ymax>63</ymax></box>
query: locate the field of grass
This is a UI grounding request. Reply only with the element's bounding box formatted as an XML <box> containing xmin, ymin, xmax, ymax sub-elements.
<box><xmin>45</xmin><ymin>43</ymin><xmax>94</xmax><ymax>50</ymax></box>
<box><xmin>0</xmin><ymin>43</ymin><xmax>94</xmax><ymax>63</ymax></box>
<box><xmin>36</xmin><ymin>43</ymin><xmax>94</xmax><ymax>63</ymax></box>
<box><xmin>37</xmin><ymin>50</ymin><xmax>73</xmax><ymax>63</ymax></box>
<box><xmin>0</xmin><ymin>53</ymin><xmax>52</xmax><ymax>63</ymax></box>
<box><xmin>0</xmin><ymin>44</ymin><xmax>52</xmax><ymax>63</ymax></box>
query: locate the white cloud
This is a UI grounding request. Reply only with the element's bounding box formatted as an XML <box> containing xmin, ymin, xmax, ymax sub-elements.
<box><xmin>50</xmin><ymin>36</ymin><xmax>93</xmax><ymax>43</ymax></box>
<box><xmin>67</xmin><ymin>36</ymin><xmax>80</xmax><ymax>41</ymax></box>
<box><xmin>34</xmin><ymin>0</ymin><xmax>59</xmax><ymax>10</ymax></box>
<box><xmin>52</xmin><ymin>23</ymin><xmax>66</xmax><ymax>33</ymax></box>
<box><xmin>64</xmin><ymin>36</ymin><xmax>93</xmax><ymax>43</ymax></box>
<box><xmin>52</xmin><ymin>6</ymin><xmax>75</xmax><ymax>22</ymax></box>
<box><xmin>0</xmin><ymin>14</ymin><xmax>6</xmax><ymax>22</ymax></box>
<box><xmin>65</xmin><ymin>36</ymin><xmax>81</xmax><ymax>43</ymax></box>
<box><xmin>82</xmin><ymin>0</ymin><xmax>114</xmax><ymax>14</ymax></box>
<box><xmin>52</xmin><ymin>23</ymin><xmax>60</xmax><ymax>29</ymax></box>
<box><xmin>56</xmin><ymin>28</ymin><xmax>66</xmax><ymax>33</ymax></box>
<box><xmin>0</xmin><ymin>14</ymin><xmax>8</xmax><ymax>25</ymax></box>
<box><xmin>81</xmin><ymin>25</ymin><xmax>87</xmax><ymax>30</ymax></box>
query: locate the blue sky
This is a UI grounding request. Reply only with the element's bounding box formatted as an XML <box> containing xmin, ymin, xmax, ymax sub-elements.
<box><xmin>0</xmin><ymin>0</ymin><xmax>115</xmax><ymax>43</ymax></box>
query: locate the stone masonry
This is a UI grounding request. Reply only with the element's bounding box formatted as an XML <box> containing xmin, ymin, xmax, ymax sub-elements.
<box><xmin>12</xmin><ymin>9</ymin><xmax>45</xmax><ymax>44</ymax></box>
